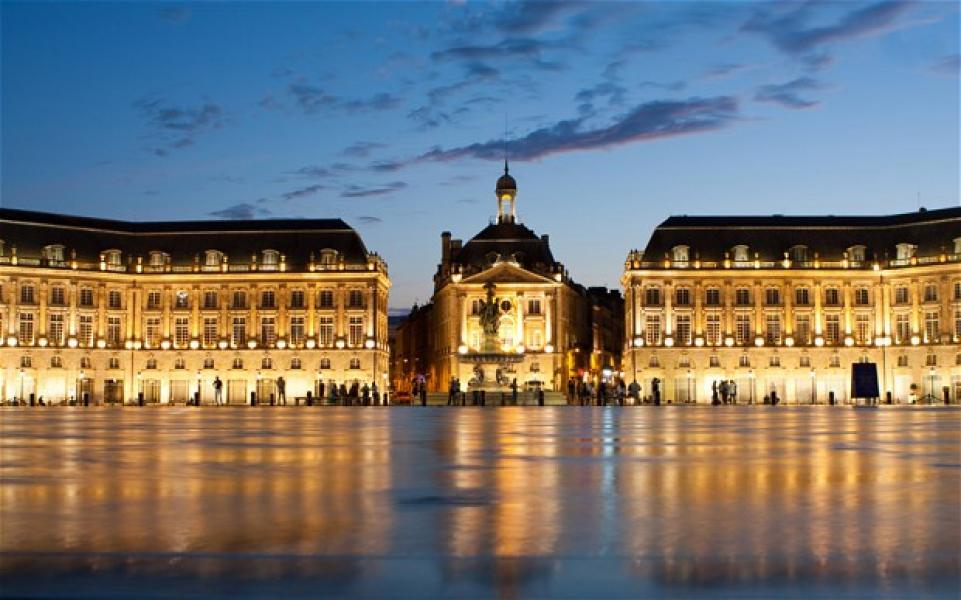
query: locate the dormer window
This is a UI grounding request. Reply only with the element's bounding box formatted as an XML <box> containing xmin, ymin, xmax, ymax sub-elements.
<box><xmin>895</xmin><ymin>243</ymin><xmax>916</xmax><ymax>260</ymax></box>
<box><xmin>954</xmin><ymin>237</ymin><xmax>961</xmax><ymax>254</ymax></box>
<box><xmin>262</xmin><ymin>250</ymin><xmax>280</xmax><ymax>270</ymax></box>
<box><xmin>848</xmin><ymin>245</ymin><xmax>866</xmax><ymax>262</ymax></box>
<box><xmin>732</xmin><ymin>245</ymin><xmax>749</xmax><ymax>262</ymax></box>
<box><xmin>204</xmin><ymin>250</ymin><xmax>222</xmax><ymax>267</ymax></box>
<box><xmin>319</xmin><ymin>249</ymin><xmax>338</xmax><ymax>267</ymax></box>
<box><xmin>148</xmin><ymin>251</ymin><xmax>168</xmax><ymax>267</ymax></box>
<box><xmin>42</xmin><ymin>244</ymin><xmax>65</xmax><ymax>263</ymax></box>
<box><xmin>103</xmin><ymin>249</ymin><xmax>122</xmax><ymax>266</ymax></box>
<box><xmin>788</xmin><ymin>245</ymin><xmax>808</xmax><ymax>263</ymax></box>
<box><xmin>671</xmin><ymin>245</ymin><xmax>689</xmax><ymax>263</ymax></box>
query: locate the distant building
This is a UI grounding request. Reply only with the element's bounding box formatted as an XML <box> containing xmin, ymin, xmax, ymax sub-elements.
<box><xmin>414</xmin><ymin>163</ymin><xmax>616</xmax><ymax>398</ymax></box>
<box><xmin>622</xmin><ymin>207</ymin><xmax>961</xmax><ymax>404</ymax></box>
<box><xmin>0</xmin><ymin>209</ymin><xmax>390</xmax><ymax>404</ymax></box>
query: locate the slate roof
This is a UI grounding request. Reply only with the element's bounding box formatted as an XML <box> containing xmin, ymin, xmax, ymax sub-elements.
<box><xmin>452</xmin><ymin>222</ymin><xmax>556</xmax><ymax>271</ymax></box>
<box><xmin>0</xmin><ymin>208</ymin><xmax>373</xmax><ymax>267</ymax></box>
<box><xmin>642</xmin><ymin>207</ymin><xmax>961</xmax><ymax>261</ymax></box>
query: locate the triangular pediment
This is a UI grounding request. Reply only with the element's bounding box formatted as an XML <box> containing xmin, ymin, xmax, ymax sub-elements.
<box><xmin>460</xmin><ymin>261</ymin><xmax>557</xmax><ymax>285</ymax></box>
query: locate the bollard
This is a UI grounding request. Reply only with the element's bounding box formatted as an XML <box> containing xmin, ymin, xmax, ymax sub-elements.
<box><xmin>306</xmin><ymin>391</ymin><xmax>313</xmax><ymax>407</ymax></box>
<box><xmin>886</xmin><ymin>391</ymin><xmax>892</xmax><ymax>405</ymax></box>
<box><xmin>944</xmin><ymin>387</ymin><xmax>951</xmax><ymax>405</ymax></box>
<box><xmin>270</xmin><ymin>393</ymin><xmax>275</xmax><ymax>406</ymax></box>
<box><xmin>829</xmin><ymin>391</ymin><xmax>835</xmax><ymax>406</ymax></box>
<box><xmin>83</xmin><ymin>392</ymin><xmax>90</xmax><ymax>407</ymax></box>
<box><xmin>30</xmin><ymin>393</ymin><xmax>35</xmax><ymax>407</ymax></box>
<box><xmin>251</xmin><ymin>391</ymin><xmax>257</xmax><ymax>406</ymax></box>
<box><xmin>138</xmin><ymin>392</ymin><xmax>145</xmax><ymax>407</ymax></box>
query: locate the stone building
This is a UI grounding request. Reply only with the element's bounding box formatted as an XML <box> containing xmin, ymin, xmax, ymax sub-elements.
<box><xmin>622</xmin><ymin>207</ymin><xmax>961</xmax><ymax>404</ymax></box>
<box><xmin>0</xmin><ymin>209</ymin><xmax>390</xmax><ymax>404</ymax></box>
<box><xmin>417</xmin><ymin>164</ymin><xmax>597</xmax><ymax>399</ymax></box>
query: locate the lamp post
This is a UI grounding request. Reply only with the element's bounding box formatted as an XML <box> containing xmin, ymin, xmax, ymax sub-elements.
<box><xmin>18</xmin><ymin>368</ymin><xmax>25</xmax><ymax>405</ymax></box>
<box><xmin>928</xmin><ymin>366</ymin><xmax>936</xmax><ymax>404</ymax></box>
<box><xmin>686</xmin><ymin>369</ymin><xmax>693</xmax><ymax>404</ymax></box>
<box><xmin>809</xmin><ymin>369</ymin><xmax>816</xmax><ymax>405</ymax></box>
<box><xmin>196</xmin><ymin>371</ymin><xmax>202</xmax><ymax>406</ymax></box>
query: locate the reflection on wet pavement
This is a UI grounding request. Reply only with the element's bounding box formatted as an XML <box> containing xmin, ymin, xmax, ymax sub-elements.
<box><xmin>1</xmin><ymin>407</ymin><xmax>958</xmax><ymax>598</ymax></box>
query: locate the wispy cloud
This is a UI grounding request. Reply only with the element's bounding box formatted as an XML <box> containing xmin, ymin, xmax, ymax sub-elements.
<box><xmin>754</xmin><ymin>77</ymin><xmax>826</xmax><ymax>109</ymax></box>
<box><xmin>133</xmin><ymin>98</ymin><xmax>224</xmax><ymax>156</ymax></box>
<box><xmin>415</xmin><ymin>96</ymin><xmax>738</xmax><ymax>163</ymax></box>
<box><xmin>356</xmin><ymin>216</ymin><xmax>383</xmax><ymax>224</ymax></box>
<box><xmin>343</xmin><ymin>141</ymin><xmax>387</xmax><ymax>158</ymax></box>
<box><xmin>742</xmin><ymin>1</ymin><xmax>914</xmax><ymax>55</ymax></box>
<box><xmin>341</xmin><ymin>181</ymin><xmax>407</xmax><ymax>198</ymax></box>
<box><xmin>209</xmin><ymin>202</ymin><xmax>272</xmax><ymax>219</ymax></box>
<box><xmin>931</xmin><ymin>54</ymin><xmax>959</xmax><ymax>77</ymax></box>
<box><xmin>286</xmin><ymin>83</ymin><xmax>401</xmax><ymax>115</ymax></box>
<box><xmin>282</xmin><ymin>184</ymin><xmax>326</xmax><ymax>200</ymax></box>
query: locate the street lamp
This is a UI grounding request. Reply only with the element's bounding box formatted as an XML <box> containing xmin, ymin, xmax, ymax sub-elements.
<box><xmin>686</xmin><ymin>369</ymin><xmax>693</xmax><ymax>404</ymax></box>
<box><xmin>809</xmin><ymin>369</ymin><xmax>816</xmax><ymax>404</ymax></box>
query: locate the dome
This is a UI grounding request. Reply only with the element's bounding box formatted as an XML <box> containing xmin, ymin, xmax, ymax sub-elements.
<box><xmin>495</xmin><ymin>161</ymin><xmax>516</xmax><ymax>192</ymax></box>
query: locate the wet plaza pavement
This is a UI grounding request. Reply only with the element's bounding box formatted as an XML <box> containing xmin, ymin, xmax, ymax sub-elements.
<box><xmin>0</xmin><ymin>406</ymin><xmax>958</xmax><ymax>599</ymax></box>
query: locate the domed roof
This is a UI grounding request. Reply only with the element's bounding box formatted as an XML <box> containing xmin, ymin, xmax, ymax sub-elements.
<box><xmin>495</xmin><ymin>161</ymin><xmax>516</xmax><ymax>192</ymax></box>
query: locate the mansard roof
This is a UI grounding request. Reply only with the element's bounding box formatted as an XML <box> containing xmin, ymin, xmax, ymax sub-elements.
<box><xmin>452</xmin><ymin>221</ymin><xmax>556</xmax><ymax>271</ymax></box>
<box><xmin>641</xmin><ymin>207</ymin><xmax>961</xmax><ymax>262</ymax></box>
<box><xmin>0</xmin><ymin>208</ymin><xmax>375</xmax><ymax>268</ymax></box>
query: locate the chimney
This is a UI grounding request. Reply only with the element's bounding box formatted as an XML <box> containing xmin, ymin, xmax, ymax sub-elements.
<box><xmin>441</xmin><ymin>231</ymin><xmax>451</xmax><ymax>267</ymax></box>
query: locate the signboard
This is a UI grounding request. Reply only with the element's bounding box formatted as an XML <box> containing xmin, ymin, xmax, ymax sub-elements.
<box><xmin>851</xmin><ymin>363</ymin><xmax>879</xmax><ymax>399</ymax></box>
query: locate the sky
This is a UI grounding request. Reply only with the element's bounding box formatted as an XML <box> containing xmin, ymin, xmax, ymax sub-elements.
<box><xmin>2</xmin><ymin>1</ymin><xmax>958</xmax><ymax>309</ymax></box>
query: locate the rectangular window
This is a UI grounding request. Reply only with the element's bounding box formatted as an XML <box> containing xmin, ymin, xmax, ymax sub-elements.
<box><xmin>675</xmin><ymin>315</ymin><xmax>692</xmax><ymax>345</ymax></box>
<box><xmin>923</xmin><ymin>284</ymin><xmax>938</xmax><ymax>302</ymax></box>
<box><xmin>895</xmin><ymin>286</ymin><xmax>909</xmax><ymax>304</ymax></box>
<box><xmin>18</xmin><ymin>312</ymin><xmax>35</xmax><ymax>345</ymax></box>
<box><xmin>675</xmin><ymin>288</ymin><xmax>691</xmax><ymax>306</ymax></box>
<box><xmin>108</xmin><ymin>290</ymin><xmax>122</xmax><ymax>309</ymax></box>
<box><xmin>705</xmin><ymin>314</ymin><xmax>721</xmax><ymax>346</ymax></box>
<box><xmin>735</xmin><ymin>314</ymin><xmax>751</xmax><ymax>344</ymax></box>
<box><xmin>318</xmin><ymin>316</ymin><xmax>334</xmax><ymax>347</ymax></box>
<box><xmin>794</xmin><ymin>315</ymin><xmax>811</xmax><ymax>345</ymax></box>
<box><xmin>232</xmin><ymin>291</ymin><xmax>247</xmax><ymax>309</ymax></box>
<box><xmin>49</xmin><ymin>286</ymin><xmax>66</xmax><ymax>306</ymax></box>
<box><xmin>528</xmin><ymin>330</ymin><xmax>542</xmax><ymax>349</ymax></box>
<box><xmin>203</xmin><ymin>317</ymin><xmax>218</xmax><ymax>346</ymax></box>
<box><xmin>704</xmin><ymin>288</ymin><xmax>720</xmax><ymax>306</ymax></box>
<box><xmin>825</xmin><ymin>315</ymin><xmax>840</xmax><ymax>344</ymax></box>
<box><xmin>79</xmin><ymin>315</ymin><xmax>94</xmax><ymax>347</ymax></box>
<box><xmin>290</xmin><ymin>290</ymin><xmax>305</xmax><ymax>309</ymax></box>
<box><xmin>794</xmin><ymin>287</ymin><xmax>810</xmax><ymax>306</ymax></box>
<box><xmin>765</xmin><ymin>314</ymin><xmax>781</xmax><ymax>345</ymax></box>
<box><xmin>289</xmin><ymin>316</ymin><xmax>305</xmax><ymax>345</ymax></box>
<box><xmin>855</xmin><ymin>314</ymin><xmax>871</xmax><ymax>344</ymax></box>
<box><xmin>348</xmin><ymin>316</ymin><xmax>364</xmax><ymax>347</ymax></box>
<box><xmin>318</xmin><ymin>290</ymin><xmax>334</xmax><ymax>308</ymax></box>
<box><xmin>79</xmin><ymin>288</ymin><xmax>94</xmax><ymax>307</ymax></box>
<box><xmin>145</xmin><ymin>317</ymin><xmax>161</xmax><ymax>347</ymax></box>
<box><xmin>645</xmin><ymin>315</ymin><xmax>661</xmax><ymax>346</ymax></box>
<box><xmin>954</xmin><ymin>309</ymin><xmax>961</xmax><ymax>339</ymax></box>
<box><xmin>645</xmin><ymin>288</ymin><xmax>661</xmax><ymax>306</ymax></box>
<box><xmin>260</xmin><ymin>290</ymin><xmax>275</xmax><ymax>309</ymax></box>
<box><xmin>895</xmin><ymin>314</ymin><xmax>910</xmax><ymax>344</ymax></box>
<box><xmin>348</xmin><ymin>290</ymin><xmax>364</xmax><ymax>308</ymax></box>
<box><xmin>48</xmin><ymin>313</ymin><xmax>65</xmax><ymax>345</ymax></box>
<box><xmin>20</xmin><ymin>284</ymin><xmax>36</xmax><ymax>304</ymax></box>
<box><xmin>471</xmin><ymin>299</ymin><xmax>481</xmax><ymax>315</ymax></box>
<box><xmin>924</xmin><ymin>311</ymin><xmax>939</xmax><ymax>342</ymax></box>
<box><xmin>854</xmin><ymin>288</ymin><xmax>869</xmax><ymax>305</ymax></box>
<box><xmin>824</xmin><ymin>288</ymin><xmax>840</xmax><ymax>306</ymax></box>
<box><xmin>735</xmin><ymin>288</ymin><xmax>751</xmax><ymax>306</ymax></box>
<box><xmin>260</xmin><ymin>317</ymin><xmax>276</xmax><ymax>346</ymax></box>
<box><xmin>954</xmin><ymin>282</ymin><xmax>961</xmax><ymax>301</ymax></box>
<box><xmin>527</xmin><ymin>299</ymin><xmax>541</xmax><ymax>315</ymax></box>
<box><xmin>203</xmin><ymin>291</ymin><xmax>218</xmax><ymax>309</ymax></box>
<box><xmin>765</xmin><ymin>288</ymin><xmax>780</xmax><ymax>306</ymax></box>
<box><xmin>107</xmin><ymin>316</ymin><xmax>122</xmax><ymax>347</ymax></box>
<box><xmin>174</xmin><ymin>317</ymin><xmax>190</xmax><ymax>348</ymax></box>
<box><xmin>232</xmin><ymin>317</ymin><xmax>246</xmax><ymax>346</ymax></box>
<box><xmin>147</xmin><ymin>291</ymin><xmax>162</xmax><ymax>309</ymax></box>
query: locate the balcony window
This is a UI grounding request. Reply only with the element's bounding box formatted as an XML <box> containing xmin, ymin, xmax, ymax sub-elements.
<box><xmin>20</xmin><ymin>284</ymin><xmax>36</xmax><ymax>304</ymax></box>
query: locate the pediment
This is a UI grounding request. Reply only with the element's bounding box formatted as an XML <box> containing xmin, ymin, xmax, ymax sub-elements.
<box><xmin>460</xmin><ymin>261</ymin><xmax>557</xmax><ymax>285</ymax></box>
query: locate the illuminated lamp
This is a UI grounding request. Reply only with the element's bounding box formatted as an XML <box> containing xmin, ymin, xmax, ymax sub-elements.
<box><xmin>218</xmin><ymin>340</ymin><xmax>228</xmax><ymax>350</ymax></box>
<box><xmin>189</xmin><ymin>339</ymin><xmax>200</xmax><ymax>350</ymax></box>
<box><xmin>457</xmin><ymin>344</ymin><xmax>468</xmax><ymax>355</ymax></box>
<box><xmin>664</xmin><ymin>337</ymin><xmax>674</xmax><ymax>347</ymax></box>
<box><xmin>38</xmin><ymin>337</ymin><xmax>49</xmax><ymax>347</ymax></box>
<box><xmin>276</xmin><ymin>339</ymin><xmax>287</xmax><ymax>350</ymax></box>
<box><xmin>516</xmin><ymin>345</ymin><xmax>525</xmax><ymax>354</ymax></box>
<box><xmin>364</xmin><ymin>338</ymin><xmax>375</xmax><ymax>349</ymax></box>
<box><xmin>67</xmin><ymin>337</ymin><xmax>78</xmax><ymax>348</ymax></box>
<box><xmin>724</xmin><ymin>337</ymin><xmax>734</xmax><ymax>347</ymax></box>
<box><xmin>844</xmin><ymin>336</ymin><xmax>854</xmax><ymax>347</ymax></box>
<box><xmin>633</xmin><ymin>337</ymin><xmax>644</xmax><ymax>348</ymax></box>
<box><xmin>97</xmin><ymin>339</ymin><xmax>107</xmax><ymax>349</ymax></box>
<box><xmin>754</xmin><ymin>336</ymin><xmax>764</xmax><ymax>347</ymax></box>
<box><xmin>247</xmin><ymin>339</ymin><xmax>257</xmax><ymax>349</ymax></box>
<box><xmin>784</xmin><ymin>337</ymin><xmax>795</xmax><ymax>347</ymax></box>
<box><xmin>335</xmin><ymin>338</ymin><xmax>346</xmax><ymax>349</ymax></box>
<box><xmin>305</xmin><ymin>339</ymin><xmax>316</xmax><ymax>349</ymax></box>
<box><xmin>694</xmin><ymin>337</ymin><xmax>704</xmax><ymax>347</ymax></box>
<box><xmin>814</xmin><ymin>336</ymin><xmax>824</xmax><ymax>347</ymax></box>
<box><xmin>133</xmin><ymin>340</ymin><xmax>142</xmax><ymax>350</ymax></box>
<box><xmin>124</xmin><ymin>340</ymin><xmax>133</xmax><ymax>349</ymax></box>
<box><xmin>910</xmin><ymin>335</ymin><xmax>920</xmax><ymax>346</ymax></box>
<box><xmin>160</xmin><ymin>339</ymin><xmax>171</xmax><ymax>350</ymax></box>
<box><xmin>544</xmin><ymin>344</ymin><xmax>554</xmax><ymax>353</ymax></box>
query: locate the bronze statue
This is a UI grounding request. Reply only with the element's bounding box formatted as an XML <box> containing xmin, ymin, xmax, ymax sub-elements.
<box><xmin>478</xmin><ymin>281</ymin><xmax>501</xmax><ymax>338</ymax></box>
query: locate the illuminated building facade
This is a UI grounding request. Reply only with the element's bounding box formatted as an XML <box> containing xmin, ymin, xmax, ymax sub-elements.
<box><xmin>0</xmin><ymin>209</ymin><xmax>390</xmax><ymax>404</ymax></box>
<box><xmin>622</xmin><ymin>207</ymin><xmax>961</xmax><ymax>404</ymax></box>
<box><xmin>421</xmin><ymin>164</ymin><xmax>594</xmax><ymax>395</ymax></box>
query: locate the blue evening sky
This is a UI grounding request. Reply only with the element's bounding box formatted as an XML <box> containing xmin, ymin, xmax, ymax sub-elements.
<box><xmin>2</xmin><ymin>1</ymin><xmax>958</xmax><ymax>309</ymax></box>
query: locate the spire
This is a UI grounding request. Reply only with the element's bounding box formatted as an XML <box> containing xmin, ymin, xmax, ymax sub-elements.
<box><xmin>504</xmin><ymin>157</ymin><xmax>509</xmax><ymax>176</ymax></box>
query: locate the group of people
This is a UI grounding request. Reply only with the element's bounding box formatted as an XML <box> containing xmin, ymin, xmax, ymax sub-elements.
<box><xmin>206</xmin><ymin>376</ymin><xmax>385</xmax><ymax>406</ymax></box>
<box><xmin>567</xmin><ymin>377</ymin><xmax>655</xmax><ymax>406</ymax></box>
<box><xmin>710</xmin><ymin>380</ymin><xmax>739</xmax><ymax>405</ymax></box>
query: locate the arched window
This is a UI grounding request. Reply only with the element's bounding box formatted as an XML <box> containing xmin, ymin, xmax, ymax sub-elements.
<box><xmin>50</xmin><ymin>356</ymin><xmax>63</xmax><ymax>368</ymax></box>
<box><xmin>732</xmin><ymin>245</ymin><xmax>749</xmax><ymax>262</ymax></box>
<box><xmin>232</xmin><ymin>358</ymin><xmax>243</xmax><ymax>369</ymax></box>
<box><xmin>319</xmin><ymin>249</ymin><xmax>338</xmax><ymax>267</ymax></box>
<box><xmin>895</xmin><ymin>243</ymin><xmax>916</xmax><ymax>260</ymax></box>
<box><xmin>262</xmin><ymin>357</ymin><xmax>273</xmax><ymax>369</ymax></box>
<box><xmin>261</xmin><ymin>250</ymin><xmax>280</xmax><ymax>270</ymax></box>
<box><xmin>203</xmin><ymin>358</ymin><xmax>214</xmax><ymax>369</ymax></box>
<box><xmin>320</xmin><ymin>358</ymin><xmax>331</xmax><ymax>370</ymax></box>
<box><xmin>671</xmin><ymin>245</ymin><xmax>689</xmax><ymax>264</ymax></box>
<box><xmin>349</xmin><ymin>357</ymin><xmax>361</xmax><ymax>369</ymax></box>
<box><xmin>149</xmin><ymin>251</ymin><xmax>167</xmax><ymax>267</ymax></box>
<box><xmin>498</xmin><ymin>317</ymin><xmax>514</xmax><ymax>349</ymax></box>
<box><xmin>103</xmin><ymin>249</ymin><xmax>122</xmax><ymax>266</ymax></box>
<box><xmin>204</xmin><ymin>250</ymin><xmax>222</xmax><ymax>267</ymax></box>
<box><xmin>174</xmin><ymin>358</ymin><xmax>186</xmax><ymax>369</ymax></box>
<box><xmin>42</xmin><ymin>244</ymin><xmax>65</xmax><ymax>264</ymax></box>
<box><xmin>290</xmin><ymin>358</ymin><xmax>302</xmax><ymax>370</ymax></box>
<box><xmin>20</xmin><ymin>356</ymin><xmax>32</xmax><ymax>368</ymax></box>
<box><xmin>788</xmin><ymin>245</ymin><xmax>809</xmax><ymax>263</ymax></box>
<box><xmin>145</xmin><ymin>358</ymin><xmax>157</xmax><ymax>369</ymax></box>
<box><xmin>847</xmin><ymin>245</ymin><xmax>866</xmax><ymax>262</ymax></box>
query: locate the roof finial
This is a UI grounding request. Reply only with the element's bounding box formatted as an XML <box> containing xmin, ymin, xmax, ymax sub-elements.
<box><xmin>504</xmin><ymin>157</ymin><xmax>509</xmax><ymax>175</ymax></box>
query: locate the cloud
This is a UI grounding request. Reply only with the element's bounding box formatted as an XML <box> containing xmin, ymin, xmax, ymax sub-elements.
<box><xmin>282</xmin><ymin>184</ymin><xmax>326</xmax><ymax>200</ymax></box>
<box><xmin>133</xmin><ymin>98</ymin><xmax>224</xmax><ymax>156</ymax></box>
<box><xmin>340</xmin><ymin>93</ymin><xmax>402</xmax><ymax>113</ymax></box>
<box><xmin>431</xmin><ymin>38</ymin><xmax>557</xmax><ymax>63</ymax></box>
<box><xmin>158</xmin><ymin>6</ymin><xmax>190</xmax><ymax>22</ymax></box>
<box><xmin>343</xmin><ymin>141</ymin><xmax>387</xmax><ymax>158</ymax></box>
<box><xmin>754</xmin><ymin>77</ymin><xmax>825</xmax><ymax>109</ymax></box>
<box><xmin>341</xmin><ymin>181</ymin><xmax>408</xmax><ymax>198</ymax></box>
<box><xmin>209</xmin><ymin>203</ymin><xmax>272</xmax><ymax>220</ymax></box>
<box><xmin>931</xmin><ymin>54</ymin><xmax>959</xmax><ymax>77</ymax></box>
<box><xmin>742</xmin><ymin>1</ymin><xmax>914</xmax><ymax>55</ymax></box>
<box><xmin>494</xmin><ymin>1</ymin><xmax>583</xmax><ymax>34</ymax></box>
<box><xmin>575</xmin><ymin>81</ymin><xmax>627</xmax><ymax>115</ymax></box>
<box><xmin>286</xmin><ymin>83</ymin><xmax>401</xmax><ymax>115</ymax></box>
<box><xmin>416</xmin><ymin>96</ymin><xmax>738</xmax><ymax>162</ymax></box>
<box><xmin>801</xmin><ymin>52</ymin><xmax>835</xmax><ymax>71</ymax></box>
<box><xmin>259</xmin><ymin>94</ymin><xmax>283</xmax><ymax>111</ymax></box>
<box><xmin>288</xmin><ymin>83</ymin><xmax>340</xmax><ymax>114</ymax></box>
<box><xmin>357</xmin><ymin>216</ymin><xmax>383</xmax><ymax>224</ymax></box>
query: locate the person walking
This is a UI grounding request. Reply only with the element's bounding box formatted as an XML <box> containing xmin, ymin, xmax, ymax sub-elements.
<box><xmin>420</xmin><ymin>381</ymin><xmax>427</xmax><ymax>406</ymax></box>
<box><xmin>277</xmin><ymin>376</ymin><xmax>286</xmax><ymax>405</ymax></box>
<box><xmin>372</xmin><ymin>382</ymin><xmax>380</xmax><ymax>406</ymax></box>
<box><xmin>510</xmin><ymin>378</ymin><xmax>518</xmax><ymax>405</ymax></box>
<box><xmin>213</xmin><ymin>376</ymin><xmax>223</xmax><ymax>406</ymax></box>
<box><xmin>362</xmin><ymin>382</ymin><xmax>370</xmax><ymax>405</ymax></box>
<box><xmin>628</xmin><ymin>380</ymin><xmax>640</xmax><ymax>404</ymax></box>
